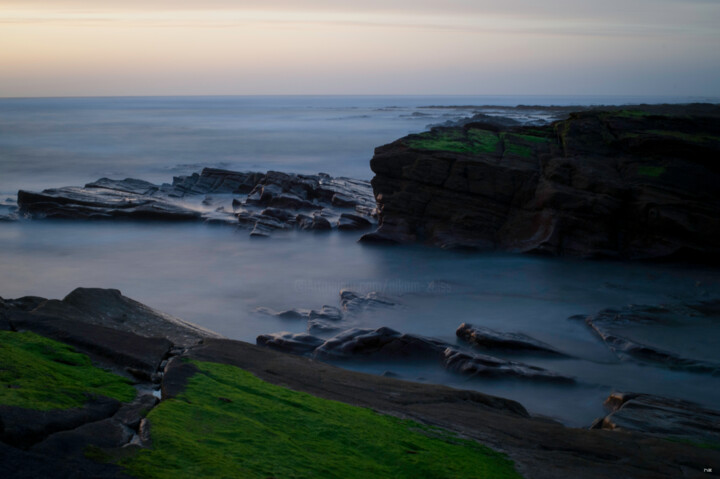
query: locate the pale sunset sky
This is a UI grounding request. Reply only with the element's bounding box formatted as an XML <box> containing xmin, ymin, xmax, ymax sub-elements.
<box><xmin>1</xmin><ymin>0</ymin><xmax>719</xmax><ymax>97</ymax></box>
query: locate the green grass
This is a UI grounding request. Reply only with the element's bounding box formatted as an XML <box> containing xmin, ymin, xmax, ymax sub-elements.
<box><xmin>0</xmin><ymin>331</ymin><xmax>136</xmax><ymax>410</ymax></box>
<box><xmin>613</xmin><ymin>110</ymin><xmax>654</xmax><ymax>119</ymax></box>
<box><xmin>505</xmin><ymin>133</ymin><xmax>551</xmax><ymax>144</ymax></box>
<box><xmin>405</xmin><ymin>128</ymin><xmax>500</xmax><ymax>155</ymax></box>
<box><xmin>122</xmin><ymin>360</ymin><xmax>523</xmax><ymax>479</ymax></box>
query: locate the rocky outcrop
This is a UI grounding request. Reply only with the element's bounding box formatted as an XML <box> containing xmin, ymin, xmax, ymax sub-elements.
<box><xmin>256</xmin><ymin>326</ymin><xmax>574</xmax><ymax>382</ymax></box>
<box><xmin>362</xmin><ymin>105</ymin><xmax>720</xmax><ymax>261</ymax></box>
<box><xmin>456</xmin><ymin>323</ymin><xmax>568</xmax><ymax>356</ymax></box>
<box><xmin>17</xmin><ymin>168</ymin><xmax>376</xmax><ymax>237</ymax></box>
<box><xmin>593</xmin><ymin>392</ymin><xmax>720</xmax><ymax>445</ymax></box>
<box><xmin>584</xmin><ymin>302</ymin><xmax>720</xmax><ymax>375</ymax></box>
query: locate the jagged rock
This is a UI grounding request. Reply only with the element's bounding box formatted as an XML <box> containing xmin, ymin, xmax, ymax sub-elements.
<box><xmin>456</xmin><ymin>323</ymin><xmax>568</xmax><ymax>356</ymax></box>
<box><xmin>442</xmin><ymin>348</ymin><xmax>574</xmax><ymax>383</ymax></box>
<box><xmin>296</xmin><ymin>213</ymin><xmax>332</xmax><ymax>231</ymax></box>
<box><xmin>112</xmin><ymin>394</ymin><xmax>159</xmax><ymax>430</ymax></box>
<box><xmin>255</xmin><ymin>331</ymin><xmax>325</xmax><ymax>355</ymax></box>
<box><xmin>362</xmin><ymin>106</ymin><xmax>720</xmax><ymax>261</ymax></box>
<box><xmin>339</xmin><ymin>290</ymin><xmax>395</xmax><ymax>313</ymax></box>
<box><xmin>584</xmin><ymin>304</ymin><xmax>720</xmax><ymax>375</ymax></box>
<box><xmin>593</xmin><ymin>392</ymin><xmax>720</xmax><ymax>444</ymax></box>
<box><xmin>16</xmin><ymin>168</ymin><xmax>375</xmax><ymax>237</ymax></box>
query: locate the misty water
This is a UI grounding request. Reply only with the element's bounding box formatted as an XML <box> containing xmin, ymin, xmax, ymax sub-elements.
<box><xmin>1</xmin><ymin>95</ymin><xmax>719</xmax><ymax>427</ymax></box>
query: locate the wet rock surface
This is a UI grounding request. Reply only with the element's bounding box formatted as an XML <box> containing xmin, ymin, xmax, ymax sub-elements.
<box><xmin>362</xmin><ymin>105</ymin><xmax>720</xmax><ymax>261</ymax></box>
<box><xmin>257</xmin><ymin>326</ymin><xmax>574</xmax><ymax>383</ymax></box>
<box><xmin>456</xmin><ymin>323</ymin><xmax>569</xmax><ymax>356</ymax></box>
<box><xmin>17</xmin><ymin>168</ymin><xmax>376</xmax><ymax>237</ymax></box>
<box><xmin>584</xmin><ymin>302</ymin><xmax>720</xmax><ymax>375</ymax></box>
<box><xmin>593</xmin><ymin>392</ymin><xmax>720</xmax><ymax>445</ymax></box>
<box><xmin>2</xmin><ymin>289</ymin><xmax>719</xmax><ymax>479</ymax></box>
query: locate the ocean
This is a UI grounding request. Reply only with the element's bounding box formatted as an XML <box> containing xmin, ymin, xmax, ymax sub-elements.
<box><xmin>1</xmin><ymin>95</ymin><xmax>719</xmax><ymax>426</ymax></box>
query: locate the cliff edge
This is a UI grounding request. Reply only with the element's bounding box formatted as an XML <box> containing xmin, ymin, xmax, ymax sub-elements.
<box><xmin>362</xmin><ymin>105</ymin><xmax>720</xmax><ymax>261</ymax></box>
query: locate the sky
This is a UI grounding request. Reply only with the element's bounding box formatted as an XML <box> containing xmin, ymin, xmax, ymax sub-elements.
<box><xmin>1</xmin><ymin>0</ymin><xmax>719</xmax><ymax>97</ymax></box>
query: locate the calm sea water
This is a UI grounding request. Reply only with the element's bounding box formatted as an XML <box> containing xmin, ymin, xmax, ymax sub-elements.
<box><xmin>1</xmin><ymin>95</ymin><xmax>719</xmax><ymax>426</ymax></box>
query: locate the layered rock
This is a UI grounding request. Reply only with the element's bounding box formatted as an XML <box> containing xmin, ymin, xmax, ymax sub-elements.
<box><xmin>583</xmin><ymin>302</ymin><xmax>720</xmax><ymax>375</ymax></box>
<box><xmin>17</xmin><ymin>168</ymin><xmax>376</xmax><ymax>237</ymax></box>
<box><xmin>362</xmin><ymin>105</ymin><xmax>720</xmax><ymax>261</ymax></box>
<box><xmin>456</xmin><ymin>323</ymin><xmax>568</xmax><ymax>356</ymax></box>
<box><xmin>256</xmin><ymin>326</ymin><xmax>574</xmax><ymax>382</ymax></box>
<box><xmin>593</xmin><ymin>392</ymin><xmax>720</xmax><ymax>445</ymax></box>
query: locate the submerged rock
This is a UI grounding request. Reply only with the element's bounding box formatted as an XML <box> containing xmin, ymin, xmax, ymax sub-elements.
<box><xmin>362</xmin><ymin>106</ymin><xmax>720</xmax><ymax>261</ymax></box>
<box><xmin>584</xmin><ymin>303</ymin><xmax>720</xmax><ymax>375</ymax></box>
<box><xmin>339</xmin><ymin>290</ymin><xmax>396</xmax><ymax>313</ymax></box>
<box><xmin>256</xmin><ymin>326</ymin><xmax>573</xmax><ymax>382</ymax></box>
<box><xmin>593</xmin><ymin>392</ymin><xmax>720</xmax><ymax>445</ymax></box>
<box><xmin>442</xmin><ymin>349</ymin><xmax>574</xmax><ymax>383</ymax></box>
<box><xmin>456</xmin><ymin>323</ymin><xmax>568</xmax><ymax>356</ymax></box>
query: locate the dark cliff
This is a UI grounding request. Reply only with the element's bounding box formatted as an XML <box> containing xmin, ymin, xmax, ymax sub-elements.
<box><xmin>362</xmin><ymin>105</ymin><xmax>720</xmax><ymax>261</ymax></box>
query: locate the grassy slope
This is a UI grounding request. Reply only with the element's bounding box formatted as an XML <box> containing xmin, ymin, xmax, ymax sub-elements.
<box><xmin>124</xmin><ymin>360</ymin><xmax>523</xmax><ymax>479</ymax></box>
<box><xmin>0</xmin><ymin>330</ymin><xmax>136</xmax><ymax>409</ymax></box>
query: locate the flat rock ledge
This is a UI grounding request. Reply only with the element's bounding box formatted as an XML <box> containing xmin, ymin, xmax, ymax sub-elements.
<box><xmin>16</xmin><ymin>168</ymin><xmax>377</xmax><ymax>237</ymax></box>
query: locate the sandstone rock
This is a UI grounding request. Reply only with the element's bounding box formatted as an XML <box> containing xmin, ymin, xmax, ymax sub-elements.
<box><xmin>456</xmin><ymin>323</ymin><xmax>568</xmax><ymax>356</ymax></box>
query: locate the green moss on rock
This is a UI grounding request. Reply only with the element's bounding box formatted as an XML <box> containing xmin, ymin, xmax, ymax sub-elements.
<box><xmin>0</xmin><ymin>331</ymin><xmax>136</xmax><ymax>410</ymax></box>
<box><xmin>123</xmin><ymin>360</ymin><xmax>523</xmax><ymax>479</ymax></box>
<box><xmin>405</xmin><ymin>128</ymin><xmax>500</xmax><ymax>155</ymax></box>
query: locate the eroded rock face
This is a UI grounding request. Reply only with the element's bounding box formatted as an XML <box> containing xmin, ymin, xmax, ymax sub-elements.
<box><xmin>456</xmin><ymin>323</ymin><xmax>568</xmax><ymax>356</ymax></box>
<box><xmin>593</xmin><ymin>392</ymin><xmax>720</xmax><ymax>445</ymax></box>
<box><xmin>17</xmin><ymin>168</ymin><xmax>376</xmax><ymax>237</ymax></box>
<box><xmin>362</xmin><ymin>106</ymin><xmax>720</xmax><ymax>261</ymax></box>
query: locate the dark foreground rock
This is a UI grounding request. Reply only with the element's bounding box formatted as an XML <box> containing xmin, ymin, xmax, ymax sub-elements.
<box><xmin>584</xmin><ymin>302</ymin><xmax>720</xmax><ymax>375</ymax></box>
<box><xmin>456</xmin><ymin>323</ymin><xmax>568</xmax><ymax>356</ymax></box>
<box><xmin>178</xmin><ymin>338</ymin><xmax>720</xmax><ymax>479</ymax></box>
<box><xmin>362</xmin><ymin>105</ymin><xmax>720</xmax><ymax>261</ymax></box>
<box><xmin>17</xmin><ymin>168</ymin><xmax>376</xmax><ymax>237</ymax></box>
<box><xmin>2</xmin><ymin>290</ymin><xmax>719</xmax><ymax>479</ymax></box>
<box><xmin>593</xmin><ymin>392</ymin><xmax>720</xmax><ymax>445</ymax></box>
<box><xmin>257</xmin><ymin>326</ymin><xmax>574</xmax><ymax>383</ymax></box>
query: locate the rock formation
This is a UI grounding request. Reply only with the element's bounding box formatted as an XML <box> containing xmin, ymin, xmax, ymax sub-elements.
<box><xmin>362</xmin><ymin>105</ymin><xmax>720</xmax><ymax>261</ymax></box>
